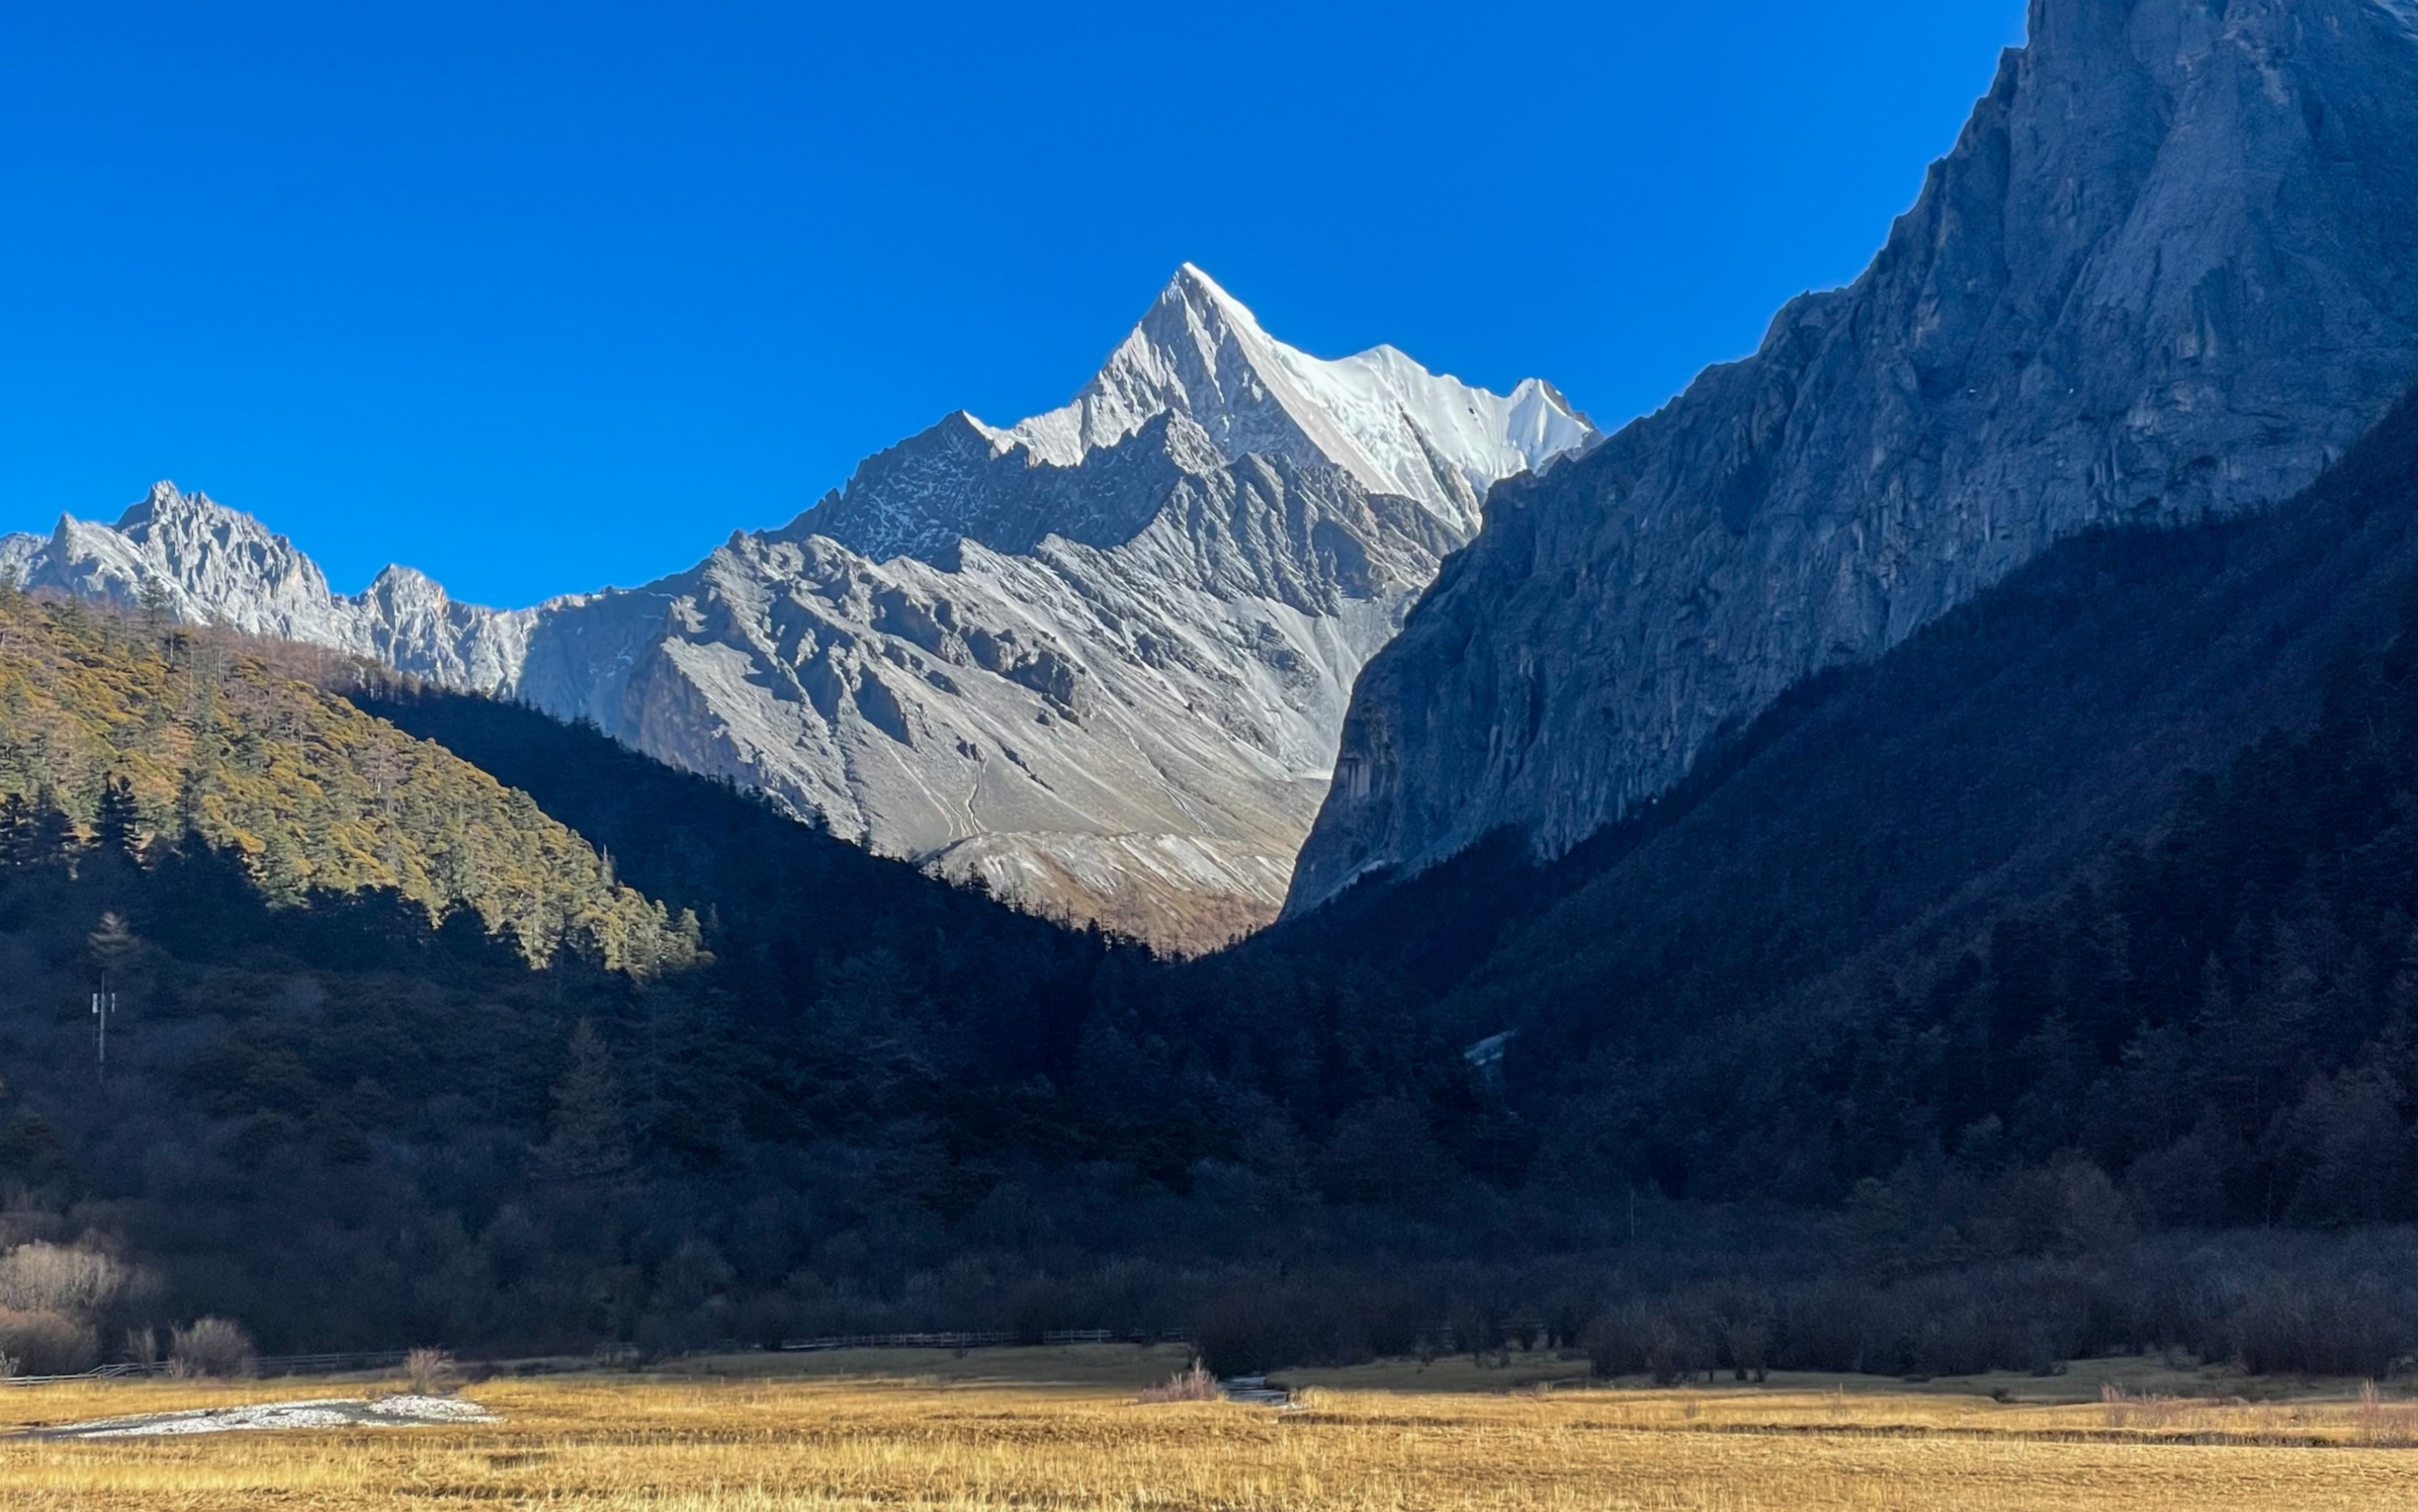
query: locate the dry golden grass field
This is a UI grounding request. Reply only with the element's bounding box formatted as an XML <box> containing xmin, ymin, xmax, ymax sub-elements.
<box><xmin>0</xmin><ymin>1346</ymin><xmax>2414</xmax><ymax>1510</ymax></box>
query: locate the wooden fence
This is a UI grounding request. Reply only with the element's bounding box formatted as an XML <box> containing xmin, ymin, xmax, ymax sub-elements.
<box><xmin>776</xmin><ymin>1328</ymin><xmax>1190</xmax><ymax>1352</ymax></box>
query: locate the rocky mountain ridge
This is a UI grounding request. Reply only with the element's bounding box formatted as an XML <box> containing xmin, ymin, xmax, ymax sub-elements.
<box><xmin>1289</xmin><ymin>0</ymin><xmax>2418</xmax><ymax>913</ymax></box>
<box><xmin>8</xmin><ymin>267</ymin><xmax>1588</xmax><ymax>949</ymax></box>
<box><xmin>1</xmin><ymin>487</ymin><xmax>541</xmax><ymax>692</ymax></box>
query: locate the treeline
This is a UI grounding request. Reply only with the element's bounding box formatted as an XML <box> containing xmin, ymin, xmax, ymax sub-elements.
<box><xmin>1186</xmin><ymin>1227</ymin><xmax>2418</xmax><ymax>1382</ymax></box>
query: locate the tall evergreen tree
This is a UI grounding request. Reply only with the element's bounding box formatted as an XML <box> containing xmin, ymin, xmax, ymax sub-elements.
<box><xmin>535</xmin><ymin>1020</ymin><xmax>633</xmax><ymax>1182</ymax></box>
<box><xmin>93</xmin><ymin>775</ymin><xmax>142</xmax><ymax>861</ymax></box>
<box><xmin>28</xmin><ymin>788</ymin><xmax>75</xmax><ymax>862</ymax></box>
<box><xmin>137</xmin><ymin>577</ymin><xmax>174</xmax><ymax>635</ymax></box>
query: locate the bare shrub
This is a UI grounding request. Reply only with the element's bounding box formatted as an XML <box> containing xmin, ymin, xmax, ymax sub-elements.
<box><xmin>404</xmin><ymin>1347</ymin><xmax>456</xmax><ymax>1394</ymax></box>
<box><xmin>2352</xmin><ymin>1379</ymin><xmax>2418</xmax><ymax>1448</ymax></box>
<box><xmin>1136</xmin><ymin>1359</ymin><xmax>1221</xmax><ymax>1403</ymax></box>
<box><xmin>0</xmin><ymin>1307</ymin><xmax>98</xmax><ymax>1375</ymax></box>
<box><xmin>0</xmin><ymin>1244</ymin><xmax>129</xmax><ymax>1318</ymax></box>
<box><xmin>168</xmin><ymin>1318</ymin><xmax>256</xmax><ymax>1379</ymax></box>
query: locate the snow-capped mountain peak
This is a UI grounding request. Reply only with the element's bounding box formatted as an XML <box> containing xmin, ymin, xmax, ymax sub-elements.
<box><xmin>1003</xmin><ymin>264</ymin><xmax>1586</xmax><ymax>535</ymax></box>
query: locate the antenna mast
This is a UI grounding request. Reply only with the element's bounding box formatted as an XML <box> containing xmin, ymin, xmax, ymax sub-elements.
<box><xmin>92</xmin><ymin>974</ymin><xmax>115</xmax><ymax>1083</ymax></box>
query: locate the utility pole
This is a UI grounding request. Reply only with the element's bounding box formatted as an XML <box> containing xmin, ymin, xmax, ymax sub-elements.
<box><xmin>92</xmin><ymin>975</ymin><xmax>116</xmax><ymax>1083</ymax></box>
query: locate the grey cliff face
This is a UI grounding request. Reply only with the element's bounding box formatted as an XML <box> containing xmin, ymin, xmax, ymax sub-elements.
<box><xmin>15</xmin><ymin>268</ymin><xmax>1587</xmax><ymax>950</ymax></box>
<box><xmin>514</xmin><ymin>437</ymin><xmax>1455</xmax><ymax>947</ymax></box>
<box><xmin>1288</xmin><ymin>0</ymin><xmax>2418</xmax><ymax>913</ymax></box>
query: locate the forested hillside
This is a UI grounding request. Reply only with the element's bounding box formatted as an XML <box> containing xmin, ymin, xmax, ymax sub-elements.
<box><xmin>0</xmin><ymin>589</ymin><xmax>1173</xmax><ymax>1359</ymax></box>
<box><xmin>0</xmin><ymin>589</ymin><xmax>689</xmax><ymax>971</ymax></box>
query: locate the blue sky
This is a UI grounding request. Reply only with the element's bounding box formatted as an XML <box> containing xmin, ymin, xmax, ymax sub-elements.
<box><xmin>0</xmin><ymin>2</ymin><xmax>2029</xmax><ymax>608</ymax></box>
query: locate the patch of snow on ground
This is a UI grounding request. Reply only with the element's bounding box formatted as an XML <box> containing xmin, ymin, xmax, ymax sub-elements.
<box><xmin>36</xmin><ymin>1394</ymin><xmax>495</xmax><ymax>1438</ymax></box>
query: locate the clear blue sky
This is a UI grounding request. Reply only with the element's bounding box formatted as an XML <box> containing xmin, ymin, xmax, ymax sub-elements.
<box><xmin>0</xmin><ymin>1</ymin><xmax>2029</xmax><ymax>608</ymax></box>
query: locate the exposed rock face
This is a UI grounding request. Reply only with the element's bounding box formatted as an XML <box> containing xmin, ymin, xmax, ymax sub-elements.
<box><xmin>12</xmin><ymin>268</ymin><xmax>1587</xmax><ymax>950</ymax></box>
<box><xmin>3</xmin><ymin>484</ymin><xmax>537</xmax><ymax>690</ymax></box>
<box><xmin>512</xmin><ymin>440</ymin><xmax>1469</xmax><ymax>948</ymax></box>
<box><xmin>1288</xmin><ymin>0</ymin><xmax>2418</xmax><ymax>913</ymax></box>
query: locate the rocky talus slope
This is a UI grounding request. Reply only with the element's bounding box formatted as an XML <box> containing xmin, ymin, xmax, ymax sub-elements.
<box><xmin>1290</xmin><ymin>0</ymin><xmax>2418</xmax><ymax>913</ymax></box>
<box><xmin>7</xmin><ymin>267</ymin><xmax>1586</xmax><ymax>950</ymax></box>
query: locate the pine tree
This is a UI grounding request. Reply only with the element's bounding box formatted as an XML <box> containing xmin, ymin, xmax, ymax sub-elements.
<box><xmin>28</xmin><ymin>788</ymin><xmax>74</xmax><ymax>862</ymax></box>
<box><xmin>93</xmin><ymin>775</ymin><xmax>142</xmax><ymax>861</ymax></box>
<box><xmin>87</xmin><ymin>910</ymin><xmax>136</xmax><ymax>969</ymax></box>
<box><xmin>534</xmin><ymin>1020</ymin><xmax>633</xmax><ymax>1182</ymax></box>
<box><xmin>137</xmin><ymin>577</ymin><xmax>174</xmax><ymax>635</ymax></box>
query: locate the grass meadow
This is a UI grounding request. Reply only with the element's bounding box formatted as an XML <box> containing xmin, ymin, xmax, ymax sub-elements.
<box><xmin>0</xmin><ymin>1345</ymin><xmax>2413</xmax><ymax>1510</ymax></box>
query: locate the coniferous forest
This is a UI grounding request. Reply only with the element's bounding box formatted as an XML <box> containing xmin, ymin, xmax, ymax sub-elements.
<box><xmin>7</xmin><ymin>395</ymin><xmax>2418</xmax><ymax>1381</ymax></box>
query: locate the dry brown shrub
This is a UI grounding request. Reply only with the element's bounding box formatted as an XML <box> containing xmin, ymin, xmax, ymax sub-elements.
<box><xmin>2356</xmin><ymin>1379</ymin><xmax>2418</xmax><ymax>1447</ymax></box>
<box><xmin>404</xmin><ymin>1348</ymin><xmax>456</xmax><ymax>1394</ymax></box>
<box><xmin>1136</xmin><ymin>1360</ymin><xmax>1221</xmax><ymax>1403</ymax></box>
<box><xmin>168</xmin><ymin>1317</ymin><xmax>256</xmax><ymax>1379</ymax></box>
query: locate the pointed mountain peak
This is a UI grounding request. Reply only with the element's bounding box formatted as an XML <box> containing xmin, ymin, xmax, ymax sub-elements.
<box><xmin>1160</xmin><ymin>263</ymin><xmax>1259</xmax><ymax>327</ymax></box>
<box><xmin>115</xmin><ymin>481</ymin><xmax>252</xmax><ymax>537</ymax></box>
<box><xmin>368</xmin><ymin>562</ymin><xmax>439</xmax><ymax>592</ymax></box>
<box><xmin>941</xmin><ymin>408</ymin><xmax>1011</xmax><ymax>448</ymax></box>
<box><xmin>115</xmin><ymin>479</ymin><xmax>187</xmax><ymax>530</ymax></box>
<box><xmin>801</xmin><ymin>263</ymin><xmax>1589</xmax><ymax>565</ymax></box>
<box><xmin>1134</xmin><ymin>263</ymin><xmax>1269</xmax><ymax>355</ymax></box>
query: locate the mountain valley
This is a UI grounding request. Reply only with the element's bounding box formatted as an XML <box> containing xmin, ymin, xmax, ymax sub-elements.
<box><xmin>7</xmin><ymin>0</ymin><xmax>2418</xmax><ymax>1389</ymax></box>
